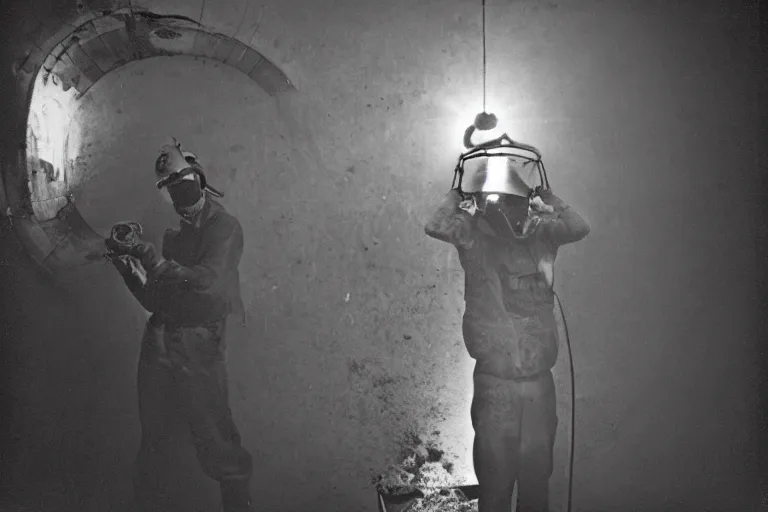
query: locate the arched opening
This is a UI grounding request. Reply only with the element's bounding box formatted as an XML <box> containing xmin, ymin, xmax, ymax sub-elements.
<box><xmin>2</xmin><ymin>3</ymin><xmax>761</xmax><ymax>511</ymax></box>
<box><xmin>10</xmin><ymin>7</ymin><xmax>297</xmax><ymax>273</ymax></box>
<box><xmin>1</xmin><ymin>8</ymin><xmax>482</xmax><ymax>508</ymax></box>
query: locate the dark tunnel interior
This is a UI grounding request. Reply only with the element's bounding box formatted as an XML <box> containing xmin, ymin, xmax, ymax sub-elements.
<box><xmin>0</xmin><ymin>1</ymin><xmax>766</xmax><ymax>511</ymax></box>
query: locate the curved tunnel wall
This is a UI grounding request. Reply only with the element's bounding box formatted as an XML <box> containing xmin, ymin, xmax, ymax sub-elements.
<box><xmin>4</xmin><ymin>4</ymin><xmax>296</xmax><ymax>272</ymax></box>
<box><xmin>0</xmin><ymin>1</ymin><xmax>765</xmax><ymax>511</ymax></box>
<box><xmin>0</xmin><ymin>2</ymin><xmax>489</xmax><ymax>510</ymax></box>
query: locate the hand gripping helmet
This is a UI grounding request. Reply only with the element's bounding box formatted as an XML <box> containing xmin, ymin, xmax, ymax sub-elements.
<box><xmin>154</xmin><ymin>138</ymin><xmax>224</xmax><ymax>198</ymax></box>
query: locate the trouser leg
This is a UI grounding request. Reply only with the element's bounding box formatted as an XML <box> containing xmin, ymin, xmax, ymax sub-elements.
<box><xmin>516</xmin><ymin>370</ymin><xmax>558</xmax><ymax>512</ymax></box>
<box><xmin>133</xmin><ymin>332</ymin><xmax>180</xmax><ymax>511</ymax></box>
<box><xmin>471</xmin><ymin>369</ymin><xmax>558</xmax><ymax>512</ymax></box>
<box><xmin>170</xmin><ymin>323</ymin><xmax>254</xmax><ymax>512</ymax></box>
<box><xmin>471</xmin><ymin>372</ymin><xmax>522</xmax><ymax>512</ymax></box>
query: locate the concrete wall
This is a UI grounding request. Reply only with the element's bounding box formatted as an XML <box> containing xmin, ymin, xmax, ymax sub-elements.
<box><xmin>0</xmin><ymin>1</ymin><xmax>765</xmax><ymax>511</ymax></box>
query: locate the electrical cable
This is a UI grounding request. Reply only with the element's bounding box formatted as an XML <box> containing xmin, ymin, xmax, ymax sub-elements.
<box><xmin>482</xmin><ymin>0</ymin><xmax>487</xmax><ymax>113</ymax></box>
<box><xmin>554</xmin><ymin>290</ymin><xmax>575</xmax><ymax>512</ymax></box>
<box><xmin>458</xmin><ymin>191</ymin><xmax>578</xmax><ymax>512</ymax></box>
<box><xmin>497</xmin><ymin>206</ymin><xmax>576</xmax><ymax>512</ymax></box>
<box><xmin>469</xmin><ymin>0</ymin><xmax>577</xmax><ymax>508</ymax></box>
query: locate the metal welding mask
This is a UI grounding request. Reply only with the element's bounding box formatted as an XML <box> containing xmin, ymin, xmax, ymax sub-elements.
<box><xmin>463</xmin><ymin>155</ymin><xmax>535</xmax><ymax>236</ymax></box>
<box><xmin>154</xmin><ymin>139</ymin><xmax>223</xmax><ymax>216</ymax></box>
<box><xmin>461</xmin><ymin>154</ymin><xmax>534</xmax><ymax>198</ymax></box>
<box><xmin>453</xmin><ymin>131</ymin><xmax>549</xmax><ymax>198</ymax></box>
<box><xmin>453</xmin><ymin>132</ymin><xmax>552</xmax><ymax>238</ymax></box>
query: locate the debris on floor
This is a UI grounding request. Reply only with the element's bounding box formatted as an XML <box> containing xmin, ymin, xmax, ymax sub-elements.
<box><xmin>404</xmin><ymin>488</ymin><xmax>478</xmax><ymax>512</ymax></box>
<box><xmin>374</xmin><ymin>429</ymin><xmax>479</xmax><ymax>511</ymax></box>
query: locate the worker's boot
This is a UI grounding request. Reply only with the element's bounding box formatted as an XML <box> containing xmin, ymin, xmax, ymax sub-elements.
<box><xmin>220</xmin><ymin>479</ymin><xmax>254</xmax><ymax>512</ymax></box>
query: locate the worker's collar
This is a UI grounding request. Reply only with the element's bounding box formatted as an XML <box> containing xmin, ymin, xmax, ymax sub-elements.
<box><xmin>477</xmin><ymin>213</ymin><xmax>542</xmax><ymax>239</ymax></box>
<box><xmin>179</xmin><ymin>195</ymin><xmax>212</xmax><ymax>230</ymax></box>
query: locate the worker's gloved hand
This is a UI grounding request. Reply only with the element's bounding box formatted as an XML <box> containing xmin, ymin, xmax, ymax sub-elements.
<box><xmin>448</xmin><ymin>188</ymin><xmax>480</xmax><ymax>216</ymax></box>
<box><xmin>530</xmin><ymin>196</ymin><xmax>555</xmax><ymax>214</ymax></box>
<box><xmin>532</xmin><ymin>187</ymin><xmax>560</xmax><ymax>213</ymax></box>
<box><xmin>128</xmin><ymin>242</ymin><xmax>164</xmax><ymax>271</ymax></box>
<box><xmin>105</xmin><ymin>250</ymin><xmax>132</xmax><ymax>276</ymax></box>
<box><xmin>104</xmin><ymin>235</ymin><xmax>131</xmax><ymax>256</ymax></box>
<box><xmin>459</xmin><ymin>196</ymin><xmax>479</xmax><ymax>216</ymax></box>
<box><xmin>105</xmin><ymin>252</ymin><xmax>148</xmax><ymax>285</ymax></box>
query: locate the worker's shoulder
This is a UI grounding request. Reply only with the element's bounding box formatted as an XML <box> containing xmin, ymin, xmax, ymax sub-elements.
<box><xmin>206</xmin><ymin>201</ymin><xmax>242</xmax><ymax>233</ymax></box>
<box><xmin>162</xmin><ymin>227</ymin><xmax>179</xmax><ymax>242</ymax></box>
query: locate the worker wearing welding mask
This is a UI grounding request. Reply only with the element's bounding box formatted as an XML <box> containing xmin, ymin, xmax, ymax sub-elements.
<box><xmin>424</xmin><ymin>139</ymin><xmax>590</xmax><ymax>512</ymax></box>
<box><xmin>104</xmin><ymin>140</ymin><xmax>252</xmax><ymax>512</ymax></box>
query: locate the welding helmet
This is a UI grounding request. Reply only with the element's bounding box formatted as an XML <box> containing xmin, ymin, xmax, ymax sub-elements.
<box><xmin>155</xmin><ymin>139</ymin><xmax>223</xmax><ymax>194</ymax></box>
<box><xmin>461</xmin><ymin>155</ymin><xmax>533</xmax><ymax>198</ymax></box>
<box><xmin>454</xmin><ymin>129</ymin><xmax>551</xmax><ymax>238</ymax></box>
<box><xmin>155</xmin><ymin>139</ymin><xmax>224</xmax><ymax>218</ymax></box>
<box><xmin>454</xmin><ymin>127</ymin><xmax>547</xmax><ymax>198</ymax></box>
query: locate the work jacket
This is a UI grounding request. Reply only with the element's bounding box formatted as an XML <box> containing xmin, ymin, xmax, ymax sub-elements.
<box><xmin>425</xmin><ymin>189</ymin><xmax>590</xmax><ymax>378</ymax></box>
<box><xmin>121</xmin><ymin>198</ymin><xmax>245</xmax><ymax>329</ymax></box>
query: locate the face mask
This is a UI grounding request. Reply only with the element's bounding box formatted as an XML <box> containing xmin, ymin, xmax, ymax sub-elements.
<box><xmin>165</xmin><ymin>175</ymin><xmax>204</xmax><ymax>217</ymax></box>
<box><xmin>483</xmin><ymin>194</ymin><xmax>531</xmax><ymax>238</ymax></box>
<box><xmin>168</xmin><ymin>180</ymin><xmax>202</xmax><ymax>208</ymax></box>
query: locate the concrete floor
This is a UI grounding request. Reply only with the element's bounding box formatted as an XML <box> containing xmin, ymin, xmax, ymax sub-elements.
<box><xmin>0</xmin><ymin>1</ymin><xmax>766</xmax><ymax>511</ymax></box>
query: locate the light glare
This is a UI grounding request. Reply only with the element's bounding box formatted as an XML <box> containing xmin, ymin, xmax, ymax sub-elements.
<box><xmin>446</xmin><ymin>95</ymin><xmax>512</xmax><ymax>151</ymax></box>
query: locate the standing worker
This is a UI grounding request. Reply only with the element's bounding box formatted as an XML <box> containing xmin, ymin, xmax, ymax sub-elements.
<box><xmin>104</xmin><ymin>139</ymin><xmax>252</xmax><ymax>512</ymax></box>
<box><xmin>424</xmin><ymin>129</ymin><xmax>590</xmax><ymax>512</ymax></box>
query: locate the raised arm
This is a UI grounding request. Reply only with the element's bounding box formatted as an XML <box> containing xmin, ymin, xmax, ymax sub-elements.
<box><xmin>147</xmin><ymin>216</ymin><xmax>243</xmax><ymax>319</ymax></box>
<box><xmin>538</xmin><ymin>189</ymin><xmax>591</xmax><ymax>246</ymax></box>
<box><xmin>120</xmin><ymin>215</ymin><xmax>243</xmax><ymax>321</ymax></box>
<box><xmin>424</xmin><ymin>189</ymin><xmax>476</xmax><ymax>248</ymax></box>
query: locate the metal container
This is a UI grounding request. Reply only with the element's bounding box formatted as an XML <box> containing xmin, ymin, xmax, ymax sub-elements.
<box><xmin>377</xmin><ymin>485</ymin><xmax>480</xmax><ymax>512</ymax></box>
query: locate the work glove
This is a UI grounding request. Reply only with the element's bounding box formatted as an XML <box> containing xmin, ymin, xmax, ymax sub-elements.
<box><xmin>535</xmin><ymin>187</ymin><xmax>566</xmax><ymax>212</ymax></box>
<box><xmin>530</xmin><ymin>195</ymin><xmax>555</xmax><ymax>214</ymax></box>
<box><xmin>105</xmin><ymin>250</ymin><xmax>132</xmax><ymax>276</ymax></box>
<box><xmin>104</xmin><ymin>249</ymin><xmax>148</xmax><ymax>285</ymax></box>
<box><xmin>127</xmin><ymin>242</ymin><xmax>165</xmax><ymax>272</ymax></box>
<box><xmin>458</xmin><ymin>195</ymin><xmax>479</xmax><ymax>216</ymax></box>
<box><xmin>103</xmin><ymin>221</ymin><xmax>154</xmax><ymax>283</ymax></box>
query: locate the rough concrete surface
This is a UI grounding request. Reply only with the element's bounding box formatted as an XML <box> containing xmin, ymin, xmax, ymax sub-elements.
<box><xmin>0</xmin><ymin>1</ymin><xmax>765</xmax><ymax>511</ymax></box>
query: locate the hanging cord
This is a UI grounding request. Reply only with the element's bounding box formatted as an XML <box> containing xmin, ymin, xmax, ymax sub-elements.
<box><xmin>482</xmin><ymin>0</ymin><xmax>487</xmax><ymax>112</ymax></box>
<box><xmin>472</xmin><ymin>2</ymin><xmax>576</xmax><ymax>508</ymax></box>
<box><xmin>555</xmin><ymin>290</ymin><xmax>575</xmax><ymax>512</ymax></box>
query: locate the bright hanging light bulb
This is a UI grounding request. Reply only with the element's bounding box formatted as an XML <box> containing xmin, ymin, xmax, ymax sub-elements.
<box><xmin>455</xmin><ymin>111</ymin><xmax>509</xmax><ymax>151</ymax></box>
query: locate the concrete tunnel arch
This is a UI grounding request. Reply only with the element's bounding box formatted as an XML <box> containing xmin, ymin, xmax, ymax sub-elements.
<box><xmin>2</xmin><ymin>5</ymin><xmax>299</xmax><ymax>274</ymax></box>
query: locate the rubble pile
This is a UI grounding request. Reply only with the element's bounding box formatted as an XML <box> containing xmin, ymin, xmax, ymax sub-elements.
<box><xmin>374</xmin><ymin>431</ymin><xmax>478</xmax><ymax>512</ymax></box>
<box><xmin>405</xmin><ymin>488</ymin><xmax>478</xmax><ymax>512</ymax></box>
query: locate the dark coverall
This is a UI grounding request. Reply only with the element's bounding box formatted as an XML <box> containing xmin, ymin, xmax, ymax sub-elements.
<box><xmin>425</xmin><ymin>189</ymin><xmax>590</xmax><ymax>512</ymax></box>
<box><xmin>117</xmin><ymin>198</ymin><xmax>253</xmax><ymax>510</ymax></box>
